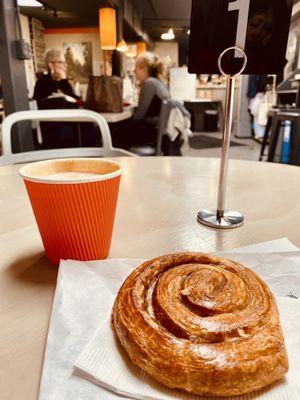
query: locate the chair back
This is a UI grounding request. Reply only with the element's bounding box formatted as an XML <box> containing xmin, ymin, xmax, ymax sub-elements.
<box><xmin>155</xmin><ymin>100</ymin><xmax>169</xmax><ymax>156</ymax></box>
<box><xmin>155</xmin><ymin>99</ymin><xmax>191</xmax><ymax>155</ymax></box>
<box><xmin>0</xmin><ymin>109</ymin><xmax>135</xmax><ymax>165</ymax></box>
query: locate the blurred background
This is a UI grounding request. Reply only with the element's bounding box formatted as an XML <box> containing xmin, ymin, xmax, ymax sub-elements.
<box><xmin>0</xmin><ymin>0</ymin><xmax>300</xmax><ymax>163</ymax></box>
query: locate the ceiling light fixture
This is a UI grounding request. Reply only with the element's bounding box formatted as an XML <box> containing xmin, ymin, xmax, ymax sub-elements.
<box><xmin>17</xmin><ymin>0</ymin><xmax>42</xmax><ymax>6</ymax></box>
<box><xmin>187</xmin><ymin>29</ymin><xmax>190</xmax><ymax>35</ymax></box>
<box><xmin>116</xmin><ymin>38</ymin><xmax>129</xmax><ymax>53</ymax></box>
<box><xmin>99</xmin><ymin>7</ymin><xmax>117</xmax><ymax>50</ymax></box>
<box><xmin>161</xmin><ymin>28</ymin><xmax>175</xmax><ymax>41</ymax></box>
<box><xmin>137</xmin><ymin>41</ymin><xmax>147</xmax><ymax>56</ymax></box>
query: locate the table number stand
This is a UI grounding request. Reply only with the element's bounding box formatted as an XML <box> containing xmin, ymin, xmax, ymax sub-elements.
<box><xmin>198</xmin><ymin>46</ymin><xmax>247</xmax><ymax>229</ymax></box>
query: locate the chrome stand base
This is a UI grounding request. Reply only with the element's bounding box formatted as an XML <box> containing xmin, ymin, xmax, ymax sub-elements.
<box><xmin>197</xmin><ymin>209</ymin><xmax>244</xmax><ymax>230</ymax></box>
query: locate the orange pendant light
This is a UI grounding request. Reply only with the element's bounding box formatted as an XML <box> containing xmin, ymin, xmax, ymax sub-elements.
<box><xmin>137</xmin><ymin>42</ymin><xmax>146</xmax><ymax>56</ymax></box>
<box><xmin>99</xmin><ymin>7</ymin><xmax>117</xmax><ymax>50</ymax></box>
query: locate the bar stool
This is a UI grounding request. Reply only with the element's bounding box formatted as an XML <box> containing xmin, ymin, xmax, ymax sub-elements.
<box><xmin>267</xmin><ymin>110</ymin><xmax>300</xmax><ymax>165</ymax></box>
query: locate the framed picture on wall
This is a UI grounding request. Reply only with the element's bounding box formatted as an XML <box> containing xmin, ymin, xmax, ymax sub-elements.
<box><xmin>63</xmin><ymin>42</ymin><xmax>93</xmax><ymax>84</ymax></box>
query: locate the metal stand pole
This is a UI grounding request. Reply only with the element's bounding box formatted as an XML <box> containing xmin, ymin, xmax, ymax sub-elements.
<box><xmin>217</xmin><ymin>75</ymin><xmax>236</xmax><ymax>219</ymax></box>
<box><xmin>198</xmin><ymin>46</ymin><xmax>247</xmax><ymax>229</ymax></box>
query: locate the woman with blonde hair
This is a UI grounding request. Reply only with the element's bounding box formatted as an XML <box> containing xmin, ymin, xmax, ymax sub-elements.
<box><xmin>111</xmin><ymin>52</ymin><xmax>170</xmax><ymax>150</ymax></box>
<box><xmin>133</xmin><ymin>52</ymin><xmax>169</xmax><ymax>121</ymax></box>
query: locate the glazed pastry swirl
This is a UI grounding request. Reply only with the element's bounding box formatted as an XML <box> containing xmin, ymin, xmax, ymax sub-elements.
<box><xmin>113</xmin><ymin>253</ymin><xmax>288</xmax><ymax>397</ymax></box>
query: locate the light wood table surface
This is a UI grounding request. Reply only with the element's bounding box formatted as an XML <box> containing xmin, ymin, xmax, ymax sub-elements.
<box><xmin>1</xmin><ymin>157</ymin><xmax>300</xmax><ymax>400</ymax></box>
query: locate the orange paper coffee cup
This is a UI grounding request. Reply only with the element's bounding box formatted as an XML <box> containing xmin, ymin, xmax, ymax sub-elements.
<box><xmin>19</xmin><ymin>158</ymin><xmax>123</xmax><ymax>265</ymax></box>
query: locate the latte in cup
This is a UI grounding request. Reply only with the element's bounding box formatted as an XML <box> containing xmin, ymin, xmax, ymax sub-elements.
<box><xmin>44</xmin><ymin>172</ymin><xmax>103</xmax><ymax>180</ymax></box>
<box><xmin>19</xmin><ymin>158</ymin><xmax>123</xmax><ymax>264</ymax></box>
<box><xmin>20</xmin><ymin>158</ymin><xmax>121</xmax><ymax>183</ymax></box>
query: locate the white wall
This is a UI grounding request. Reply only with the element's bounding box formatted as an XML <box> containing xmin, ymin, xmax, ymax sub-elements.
<box><xmin>154</xmin><ymin>42</ymin><xmax>179</xmax><ymax>67</ymax></box>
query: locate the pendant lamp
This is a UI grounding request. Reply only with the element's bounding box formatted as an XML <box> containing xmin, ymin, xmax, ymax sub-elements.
<box><xmin>116</xmin><ymin>38</ymin><xmax>129</xmax><ymax>53</ymax></box>
<box><xmin>137</xmin><ymin>42</ymin><xmax>146</xmax><ymax>56</ymax></box>
<box><xmin>161</xmin><ymin>28</ymin><xmax>175</xmax><ymax>41</ymax></box>
<box><xmin>99</xmin><ymin>7</ymin><xmax>117</xmax><ymax>50</ymax></box>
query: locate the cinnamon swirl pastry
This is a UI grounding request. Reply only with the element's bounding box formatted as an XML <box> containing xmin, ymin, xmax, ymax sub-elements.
<box><xmin>112</xmin><ymin>253</ymin><xmax>288</xmax><ymax>397</ymax></box>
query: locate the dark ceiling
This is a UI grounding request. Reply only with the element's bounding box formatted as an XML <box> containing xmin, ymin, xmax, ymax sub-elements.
<box><xmin>132</xmin><ymin>0</ymin><xmax>192</xmax><ymax>41</ymax></box>
<box><xmin>20</xmin><ymin>0</ymin><xmax>112</xmax><ymax>29</ymax></box>
<box><xmin>20</xmin><ymin>0</ymin><xmax>192</xmax><ymax>44</ymax></box>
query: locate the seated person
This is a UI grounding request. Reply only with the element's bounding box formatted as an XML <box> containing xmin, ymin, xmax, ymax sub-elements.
<box><xmin>33</xmin><ymin>49</ymin><xmax>80</xmax><ymax>106</ymax></box>
<box><xmin>111</xmin><ymin>52</ymin><xmax>171</xmax><ymax>152</ymax></box>
<box><xmin>33</xmin><ymin>49</ymin><xmax>84</xmax><ymax>149</ymax></box>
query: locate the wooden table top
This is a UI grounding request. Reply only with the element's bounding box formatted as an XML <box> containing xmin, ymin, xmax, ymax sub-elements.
<box><xmin>1</xmin><ymin>157</ymin><xmax>300</xmax><ymax>399</ymax></box>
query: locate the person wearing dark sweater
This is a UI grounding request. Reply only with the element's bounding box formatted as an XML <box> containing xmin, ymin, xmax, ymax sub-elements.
<box><xmin>33</xmin><ymin>49</ymin><xmax>83</xmax><ymax>149</ymax></box>
<box><xmin>133</xmin><ymin>77</ymin><xmax>169</xmax><ymax>123</ymax></box>
<box><xmin>33</xmin><ymin>49</ymin><xmax>79</xmax><ymax>106</ymax></box>
<box><xmin>33</xmin><ymin>73</ymin><xmax>79</xmax><ymax>105</ymax></box>
<box><xmin>111</xmin><ymin>52</ymin><xmax>170</xmax><ymax>150</ymax></box>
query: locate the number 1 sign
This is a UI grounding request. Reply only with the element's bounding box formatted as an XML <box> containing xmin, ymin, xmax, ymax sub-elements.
<box><xmin>228</xmin><ymin>0</ymin><xmax>250</xmax><ymax>58</ymax></box>
<box><xmin>188</xmin><ymin>0</ymin><xmax>293</xmax><ymax>75</ymax></box>
<box><xmin>189</xmin><ymin>0</ymin><xmax>292</xmax><ymax>229</ymax></box>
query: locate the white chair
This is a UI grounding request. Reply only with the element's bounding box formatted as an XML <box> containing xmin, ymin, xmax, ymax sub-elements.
<box><xmin>29</xmin><ymin>100</ymin><xmax>43</xmax><ymax>145</ymax></box>
<box><xmin>0</xmin><ymin>109</ymin><xmax>135</xmax><ymax>165</ymax></box>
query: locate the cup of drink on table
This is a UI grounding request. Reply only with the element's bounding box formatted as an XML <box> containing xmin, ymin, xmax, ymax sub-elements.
<box><xmin>19</xmin><ymin>158</ymin><xmax>123</xmax><ymax>265</ymax></box>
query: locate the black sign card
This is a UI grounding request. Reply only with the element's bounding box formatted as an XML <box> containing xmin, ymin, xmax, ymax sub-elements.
<box><xmin>188</xmin><ymin>0</ymin><xmax>293</xmax><ymax>75</ymax></box>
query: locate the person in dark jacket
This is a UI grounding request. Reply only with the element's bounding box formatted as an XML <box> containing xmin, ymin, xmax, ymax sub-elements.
<box><xmin>33</xmin><ymin>49</ymin><xmax>79</xmax><ymax>105</ymax></box>
<box><xmin>33</xmin><ymin>49</ymin><xmax>82</xmax><ymax>149</ymax></box>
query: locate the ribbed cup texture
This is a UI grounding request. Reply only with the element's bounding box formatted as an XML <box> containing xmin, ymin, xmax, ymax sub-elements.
<box><xmin>24</xmin><ymin>176</ymin><xmax>121</xmax><ymax>265</ymax></box>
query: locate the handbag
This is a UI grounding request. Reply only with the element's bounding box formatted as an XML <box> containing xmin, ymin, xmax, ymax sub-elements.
<box><xmin>86</xmin><ymin>76</ymin><xmax>123</xmax><ymax>113</ymax></box>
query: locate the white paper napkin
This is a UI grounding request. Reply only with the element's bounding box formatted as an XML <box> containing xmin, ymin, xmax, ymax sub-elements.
<box><xmin>38</xmin><ymin>238</ymin><xmax>300</xmax><ymax>400</ymax></box>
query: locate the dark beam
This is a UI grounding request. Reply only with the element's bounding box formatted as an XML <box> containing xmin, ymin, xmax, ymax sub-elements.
<box><xmin>112</xmin><ymin>1</ymin><xmax>122</xmax><ymax>76</ymax></box>
<box><xmin>0</xmin><ymin>0</ymin><xmax>34</xmax><ymax>152</ymax></box>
